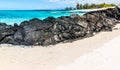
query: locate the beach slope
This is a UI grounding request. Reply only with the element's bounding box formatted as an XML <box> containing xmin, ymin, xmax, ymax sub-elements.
<box><xmin>56</xmin><ymin>30</ymin><xmax>120</xmax><ymax>70</ymax></box>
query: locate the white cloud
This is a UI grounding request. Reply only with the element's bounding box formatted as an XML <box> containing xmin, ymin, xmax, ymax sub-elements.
<box><xmin>49</xmin><ymin>0</ymin><xmax>120</xmax><ymax>4</ymax></box>
<box><xmin>49</xmin><ymin>0</ymin><xmax>59</xmax><ymax>2</ymax></box>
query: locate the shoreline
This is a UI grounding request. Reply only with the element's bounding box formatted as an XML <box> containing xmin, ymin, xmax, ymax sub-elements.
<box><xmin>0</xmin><ymin>7</ymin><xmax>120</xmax><ymax>46</ymax></box>
<box><xmin>0</xmin><ymin>6</ymin><xmax>120</xmax><ymax>70</ymax></box>
<box><xmin>72</xmin><ymin>6</ymin><xmax>116</xmax><ymax>12</ymax></box>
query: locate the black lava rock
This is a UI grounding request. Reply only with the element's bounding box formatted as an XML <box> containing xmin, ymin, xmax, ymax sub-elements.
<box><xmin>0</xmin><ymin>7</ymin><xmax>120</xmax><ymax>46</ymax></box>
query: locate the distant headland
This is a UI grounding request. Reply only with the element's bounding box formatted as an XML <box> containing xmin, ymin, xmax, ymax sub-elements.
<box><xmin>65</xmin><ymin>3</ymin><xmax>116</xmax><ymax>10</ymax></box>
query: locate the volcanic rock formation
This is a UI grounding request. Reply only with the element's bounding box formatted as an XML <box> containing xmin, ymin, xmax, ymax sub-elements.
<box><xmin>0</xmin><ymin>7</ymin><xmax>120</xmax><ymax>46</ymax></box>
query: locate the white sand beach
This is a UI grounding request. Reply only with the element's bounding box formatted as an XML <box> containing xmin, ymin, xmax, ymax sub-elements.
<box><xmin>56</xmin><ymin>34</ymin><xmax>120</xmax><ymax>70</ymax></box>
<box><xmin>76</xmin><ymin>6</ymin><xmax>116</xmax><ymax>12</ymax></box>
<box><xmin>0</xmin><ymin>24</ymin><xmax>120</xmax><ymax>70</ymax></box>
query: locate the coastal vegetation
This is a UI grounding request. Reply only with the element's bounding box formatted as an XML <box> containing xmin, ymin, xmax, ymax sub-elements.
<box><xmin>65</xmin><ymin>3</ymin><xmax>116</xmax><ymax>10</ymax></box>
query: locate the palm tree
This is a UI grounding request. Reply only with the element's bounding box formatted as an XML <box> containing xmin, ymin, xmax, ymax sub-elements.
<box><xmin>76</xmin><ymin>3</ymin><xmax>80</xmax><ymax>9</ymax></box>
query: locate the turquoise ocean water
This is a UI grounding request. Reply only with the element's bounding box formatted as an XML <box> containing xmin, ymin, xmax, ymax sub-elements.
<box><xmin>0</xmin><ymin>10</ymin><xmax>88</xmax><ymax>25</ymax></box>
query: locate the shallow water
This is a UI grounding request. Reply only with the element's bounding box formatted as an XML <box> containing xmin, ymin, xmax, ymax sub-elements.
<box><xmin>0</xmin><ymin>10</ymin><xmax>88</xmax><ymax>25</ymax></box>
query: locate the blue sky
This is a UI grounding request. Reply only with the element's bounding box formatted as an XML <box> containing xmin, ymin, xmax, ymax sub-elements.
<box><xmin>0</xmin><ymin>0</ymin><xmax>119</xmax><ymax>10</ymax></box>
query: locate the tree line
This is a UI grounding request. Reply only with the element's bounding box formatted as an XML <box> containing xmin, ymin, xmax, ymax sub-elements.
<box><xmin>65</xmin><ymin>3</ymin><xmax>116</xmax><ymax>10</ymax></box>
